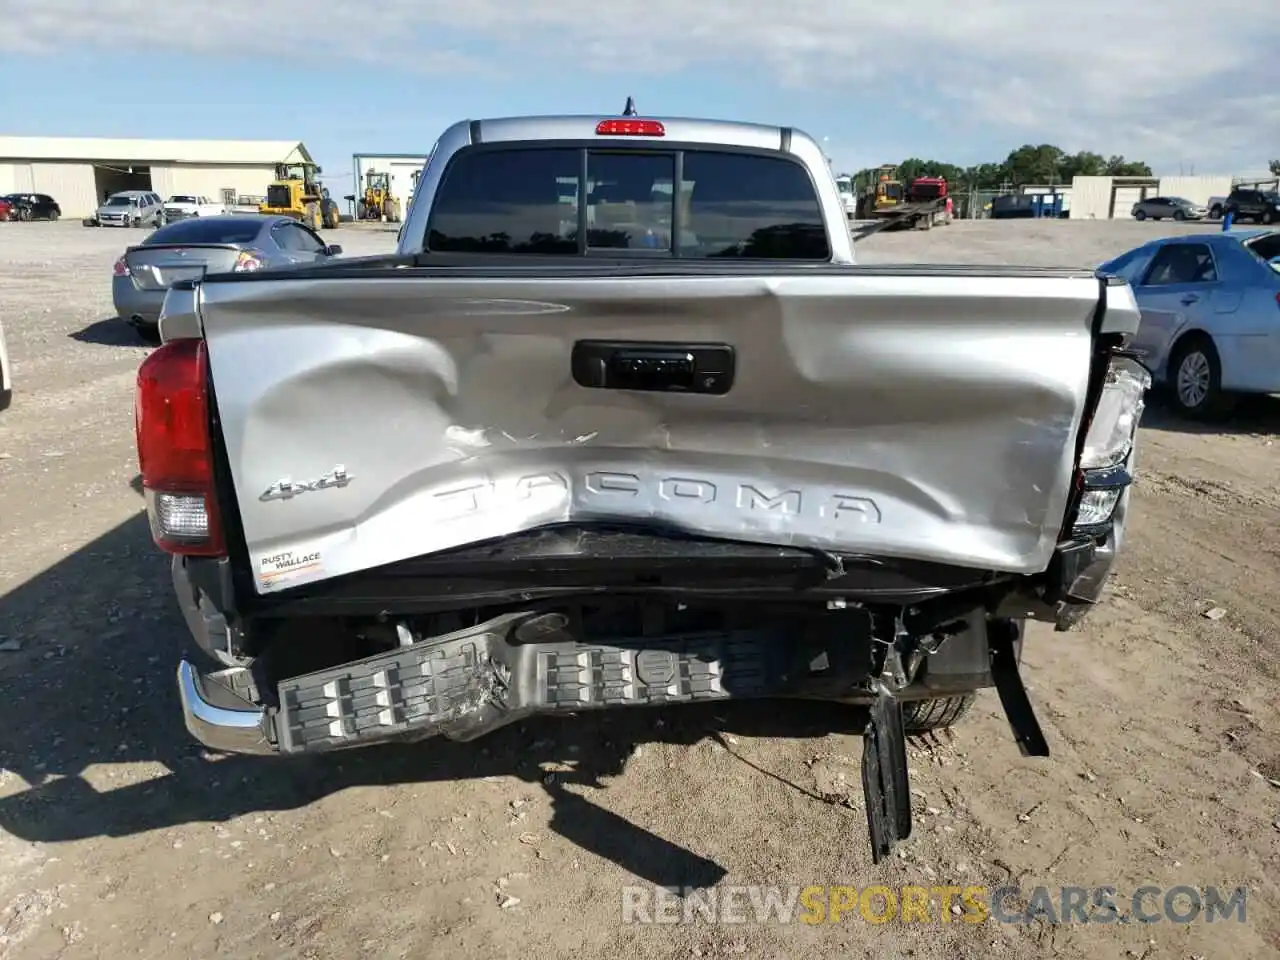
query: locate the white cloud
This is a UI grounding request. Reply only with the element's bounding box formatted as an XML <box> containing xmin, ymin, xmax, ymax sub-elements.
<box><xmin>3</xmin><ymin>0</ymin><xmax>1277</xmax><ymax>170</ymax></box>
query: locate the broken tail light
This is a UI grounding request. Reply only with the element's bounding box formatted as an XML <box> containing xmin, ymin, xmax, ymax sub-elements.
<box><xmin>113</xmin><ymin>255</ymin><xmax>130</xmax><ymax>277</ymax></box>
<box><xmin>135</xmin><ymin>338</ymin><xmax>225</xmax><ymax>556</ymax></box>
<box><xmin>1073</xmin><ymin>355</ymin><xmax>1151</xmax><ymax>532</ymax></box>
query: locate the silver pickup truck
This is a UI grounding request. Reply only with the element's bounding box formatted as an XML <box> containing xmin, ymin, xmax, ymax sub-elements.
<box><xmin>137</xmin><ymin>105</ymin><xmax>1150</xmax><ymax>860</ymax></box>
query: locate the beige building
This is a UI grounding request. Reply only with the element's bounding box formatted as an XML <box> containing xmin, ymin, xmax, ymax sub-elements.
<box><xmin>0</xmin><ymin>136</ymin><xmax>314</xmax><ymax>217</ymax></box>
<box><xmin>1068</xmin><ymin>174</ymin><xmax>1235</xmax><ymax>219</ymax></box>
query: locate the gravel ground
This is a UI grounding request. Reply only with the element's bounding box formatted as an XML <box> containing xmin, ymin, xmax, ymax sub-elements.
<box><xmin>1</xmin><ymin>218</ymin><xmax>1278</xmax><ymax>960</ymax></box>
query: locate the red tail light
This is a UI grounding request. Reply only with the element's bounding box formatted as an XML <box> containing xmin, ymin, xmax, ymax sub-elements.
<box><xmin>135</xmin><ymin>338</ymin><xmax>225</xmax><ymax>556</ymax></box>
<box><xmin>595</xmin><ymin>119</ymin><xmax>665</xmax><ymax>136</ymax></box>
<box><xmin>113</xmin><ymin>255</ymin><xmax>130</xmax><ymax>277</ymax></box>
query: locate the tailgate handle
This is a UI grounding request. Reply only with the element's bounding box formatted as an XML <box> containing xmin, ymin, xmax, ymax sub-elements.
<box><xmin>572</xmin><ymin>341</ymin><xmax>734</xmax><ymax>395</ymax></box>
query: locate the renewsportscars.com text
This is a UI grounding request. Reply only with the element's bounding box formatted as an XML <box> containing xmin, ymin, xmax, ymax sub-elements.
<box><xmin>621</xmin><ymin>884</ymin><xmax>1248</xmax><ymax>925</ymax></box>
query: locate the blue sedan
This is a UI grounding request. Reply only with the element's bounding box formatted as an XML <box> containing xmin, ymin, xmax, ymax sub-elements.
<box><xmin>112</xmin><ymin>214</ymin><xmax>343</xmax><ymax>341</ymax></box>
<box><xmin>1099</xmin><ymin>229</ymin><xmax>1280</xmax><ymax>417</ymax></box>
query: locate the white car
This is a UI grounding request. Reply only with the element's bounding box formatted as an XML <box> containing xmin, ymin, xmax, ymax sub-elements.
<box><xmin>0</xmin><ymin>316</ymin><xmax>12</xmax><ymax>411</ymax></box>
<box><xmin>162</xmin><ymin>195</ymin><xmax>228</xmax><ymax>221</ymax></box>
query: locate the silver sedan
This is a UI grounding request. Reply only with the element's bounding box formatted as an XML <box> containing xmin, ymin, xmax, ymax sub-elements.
<box><xmin>1099</xmin><ymin>229</ymin><xmax>1280</xmax><ymax>416</ymax></box>
<box><xmin>1130</xmin><ymin>196</ymin><xmax>1207</xmax><ymax>221</ymax></box>
<box><xmin>112</xmin><ymin>214</ymin><xmax>343</xmax><ymax>341</ymax></box>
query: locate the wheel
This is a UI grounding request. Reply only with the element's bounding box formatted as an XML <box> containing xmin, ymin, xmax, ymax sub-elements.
<box><xmin>356</xmin><ymin>201</ymin><xmax>368</xmax><ymax>221</ymax></box>
<box><xmin>1174</xmin><ymin>209</ymin><xmax>1186</xmax><ymax>221</ymax></box>
<box><xmin>1263</xmin><ymin>210</ymin><xmax>1276</xmax><ymax>225</ymax></box>
<box><xmin>1209</xmin><ymin>204</ymin><xmax>1223</xmax><ymax>219</ymax></box>
<box><xmin>19</xmin><ymin>208</ymin><xmax>31</xmax><ymax>222</ymax></box>
<box><xmin>895</xmin><ymin>618</ymin><xmax>1024</xmax><ymax>734</ymax></box>
<box><xmin>48</xmin><ymin>209</ymin><xmax>58</xmax><ymax>222</ymax></box>
<box><xmin>1134</xmin><ymin>210</ymin><xmax>1146</xmax><ymax>221</ymax></box>
<box><xmin>1169</xmin><ymin>335</ymin><xmax>1228</xmax><ymax>418</ymax></box>
<box><xmin>902</xmin><ymin>695</ymin><xmax>975</xmax><ymax>733</ymax></box>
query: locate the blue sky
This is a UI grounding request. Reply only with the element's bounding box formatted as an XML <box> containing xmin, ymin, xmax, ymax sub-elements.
<box><xmin>2</xmin><ymin>0</ymin><xmax>1277</xmax><ymax>180</ymax></box>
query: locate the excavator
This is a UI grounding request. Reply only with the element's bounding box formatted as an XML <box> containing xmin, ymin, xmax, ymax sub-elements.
<box><xmin>259</xmin><ymin>162</ymin><xmax>341</xmax><ymax>230</ymax></box>
<box><xmin>348</xmin><ymin>170</ymin><xmax>402</xmax><ymax>223</ymax></box>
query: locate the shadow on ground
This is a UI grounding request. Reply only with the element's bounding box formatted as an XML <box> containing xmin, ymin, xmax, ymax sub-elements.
<box><xmin>0</xmin><ymin>510</ymin><xmax>867</xmax><ymax>889</ymax></box>
<box><xmin>1141</xmin><ymin>392</ymin><xmax>1280</xmax><ymax>437</ymax></box>
<box><xmin>69</xmin><ymin>317</ymin><xmax>156</xmax><ymax>348</ymax></box>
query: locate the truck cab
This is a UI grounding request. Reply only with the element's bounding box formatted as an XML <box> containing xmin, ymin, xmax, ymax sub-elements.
<box><xmin>834</xmin><ymin>175</ymin><xmax>858</xmax><ymax>221</ymax></box>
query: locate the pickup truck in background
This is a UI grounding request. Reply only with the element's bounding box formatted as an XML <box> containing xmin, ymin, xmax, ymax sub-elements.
<box><xmin>162</xmin><ymin>195</ymin><xmax>229</xmax><ymax>221</ymax></box>
<box><xmin>138</xmin><ymin>107</ymin><xmax>1149</xmax><ymax>860</ymax></box>
<box><xmin>1224</xmin><ymin>186</ymin><xmax>1280</xmax><ymax>224</ymax></box>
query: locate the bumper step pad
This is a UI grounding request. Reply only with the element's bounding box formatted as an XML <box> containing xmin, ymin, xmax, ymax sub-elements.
<box><xmin>275</xmin><ymin>619</ymin><xmax>799</xmax><ymax>753</ymax></box>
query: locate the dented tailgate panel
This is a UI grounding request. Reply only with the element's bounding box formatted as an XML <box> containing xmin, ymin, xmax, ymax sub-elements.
<box><xmin>197</xmin><ymin>270</ymin><xmax>1109</xmax><ymax>593</ymax></box>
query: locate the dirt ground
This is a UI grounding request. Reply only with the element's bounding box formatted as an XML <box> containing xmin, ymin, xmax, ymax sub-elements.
<box><xmin>1</xmin><ymin>218</ymin><xmax>1277</xmax><ymax>960</ymax></box>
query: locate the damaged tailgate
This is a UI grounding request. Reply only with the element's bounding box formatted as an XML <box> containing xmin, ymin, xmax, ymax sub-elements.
<box><xmin>189</xmin><ymin>264</ymin><xmax>1138</xmax><ymax>594</ymax></box>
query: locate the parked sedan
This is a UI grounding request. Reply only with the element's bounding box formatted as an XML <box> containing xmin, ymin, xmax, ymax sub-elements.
<box><xmin>112</xmin><ymin>214</ymin><xmax>343</xmax><ymax>341</ymax></box>
<box><xmin>1098</xmin><ymin>229</ymin><xmax>1280</xmax><ymax>416</ymax></box>
<box><xmin>1</xmin><ymin>192</ymin><xmax>61</xmax><ymax>221</ymax></box>
<box><xmin>1131</xmin><ymin>196</ymin><xmax>1206</xmax><ymax>221</ymax></box>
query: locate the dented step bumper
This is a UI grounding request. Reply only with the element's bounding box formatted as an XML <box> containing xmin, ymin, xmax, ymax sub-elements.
<box><xmin>174</xmin><ymin>610</ymin><xmax>1001</xmax><ymax>756</ymax></box>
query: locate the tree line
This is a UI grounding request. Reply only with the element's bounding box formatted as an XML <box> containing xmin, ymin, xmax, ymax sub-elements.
<box><xmin>844</xmin><ymin>144</ymin><xmax>1154</xmax><ymax>192</ymax></box>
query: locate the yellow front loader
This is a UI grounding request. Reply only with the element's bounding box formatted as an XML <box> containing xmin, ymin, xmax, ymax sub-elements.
<box><xmin>259</xmin><ymin>162</ymin><xmax>341</xmax><ymax>230</ymax></box>
<box><xmin>352</xmin><ymin>171</ymin><xmax>402</xmax><ymax>223</ymax></box>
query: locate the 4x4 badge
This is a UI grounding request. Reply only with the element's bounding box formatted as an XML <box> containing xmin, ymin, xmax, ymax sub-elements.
<box><xmin>260</xmin><ymin>465</ymin><xmax>352</xmax><ymax>502</ymax></box>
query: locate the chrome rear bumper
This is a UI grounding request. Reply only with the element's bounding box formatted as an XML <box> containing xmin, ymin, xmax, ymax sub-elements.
<box><xmin>176</xmin><ymin>660</ymin><xmax>276</xmax><ymax>755</ymax></box>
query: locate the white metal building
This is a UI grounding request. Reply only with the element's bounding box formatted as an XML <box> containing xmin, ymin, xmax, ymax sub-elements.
<box><xmin>1068</xmin><ymin>174</ymin><xmax>1234</xmax><ymax>219</ymax></box>
<box><xmin>352</xmin><ymin>153</ymin><xmax>431</xmax><ymax>216</ymax></box>
<box><xmin>0</xmin><ymin>137</ymin><xmax>314</xmax><ymax>217</ymax></box>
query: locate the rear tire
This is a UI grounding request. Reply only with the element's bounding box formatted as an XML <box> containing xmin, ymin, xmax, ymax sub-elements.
<box><xmin>1169</xmin><ymin>334</ymin><xmax>1228</xmax><ymax>418</ymax></box>
<box><xmin>48</xmin><ymin>210</ymin><xmax>59</xmax><ymax>222</ymax></box>
<box><xmin>882</xmin><ymin>618</ymin><xmax>1025</xmax><ymax>734</ymax></box>
<box><xmin>903</xmin><ymin>695</ymin><xmax>975</xmax><ymax>732</ymax></box>
<box><xmin>1135</xmin><ymin>210</ymin><xmax>1147</xmax><ymax>221</ymax></box>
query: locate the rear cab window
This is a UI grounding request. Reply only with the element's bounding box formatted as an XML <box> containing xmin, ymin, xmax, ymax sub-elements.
<box><xmin>425</xmin><ymin>145</ymin><xmax>830</xmax><ymax>260</ymax></box>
